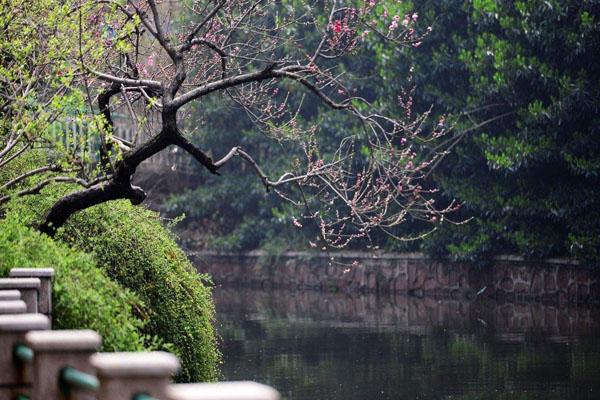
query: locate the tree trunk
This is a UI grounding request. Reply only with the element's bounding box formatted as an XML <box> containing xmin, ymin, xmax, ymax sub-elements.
<box><xmin>38</xmin><ymin>179</ymin><xmax>146</xmax><ymax>236</ymax></box>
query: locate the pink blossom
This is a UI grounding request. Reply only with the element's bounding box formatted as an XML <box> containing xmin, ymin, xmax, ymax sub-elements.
<box><xmin>333</xmin><ymin>20</ymin><xmax>342</xmax><ymax>33</ymax></box>
<box><xmin>146</xmin><ymin>53</ymin><xmax>155</xmax><ymax>67</ymax></box>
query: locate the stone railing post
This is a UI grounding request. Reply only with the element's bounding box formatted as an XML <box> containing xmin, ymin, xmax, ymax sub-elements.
<box><xmin>166</xmin><ymin>382</ymin><xmax>281</xmax><ymax>400</ymax></box>
<box><xmin>10</xmin><ymin>268</ymin><xmax>55</xmax><ymax>317</ymax></box>
<box><xmin>90</xmin><ymin>351</ymin><xmax>180</xmax><ymax>400</ymax></box>
<box><xmin>0</xmin><ymin>290</ymin><xmax>21</xmax><ymax>301</ymax></box>
<box><xmin>0</xmin><ymin>314</ymin><xmax>50</xmax><ymax>396</ymax></box>
<box><xmin>25</xmin><ymin>329</ymin><xmax>101</xmax><ymax>400</ymax></box>
<box><xmin>0</xmin><ymin>278</ymin><xmax>41</xmax><ymax>313</ymax></box>
<box><xmin>0</xmin><ymin>300</ymin><xmax>27</xmax><ymax>314</ymax></box>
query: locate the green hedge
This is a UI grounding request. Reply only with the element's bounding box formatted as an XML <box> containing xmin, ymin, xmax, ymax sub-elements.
<box><xmin>58</xmin><ymin>201</ymin><xmax>220</xmax><ymax>382</ymax></box>
<box><xmin>4</xmin><ymin>178</ymin><xmax>220</xmax><ymax>381</ymax></box>
<box><xmin>0</xmin><ymin>213</ymin><xmax>148</xmax><ymax>351</ymax></box>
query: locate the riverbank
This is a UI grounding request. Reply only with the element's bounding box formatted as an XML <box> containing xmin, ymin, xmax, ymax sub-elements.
<box><xmin>191</xmin><ymin>251</ymin><xmax>599</xmax><ymax>304</ymax></box>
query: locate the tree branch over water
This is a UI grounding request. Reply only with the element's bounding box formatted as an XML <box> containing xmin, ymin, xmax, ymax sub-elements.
<box><xmin>1</xmin><ymin>0</ymin><xmax>461</xmax><ymax>244</ymax></box>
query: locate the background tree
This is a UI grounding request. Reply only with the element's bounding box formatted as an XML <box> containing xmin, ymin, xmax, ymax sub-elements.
<box><xmin>404</xmin><ymin>0</ymin><xmax>600</xmax><ymax>263</ymax></box>
<box><xmin>0</xmin><ymin>0</ymin><xmax>102</xmax><ymax>208</ymax></box>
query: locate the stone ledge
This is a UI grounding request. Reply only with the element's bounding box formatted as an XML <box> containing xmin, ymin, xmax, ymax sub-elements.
<box><xmin>25</xmin><ymin>329</ymin><xmax>101</xmax><ymax>351</ymax></box>
<box><xmin>193</xmin><ymin>250</ymin><xmax>583</xmax><ymax>266</ymax></box>
<box><xmin>0</xmin><ymin>313</ymin><xmax>49</xmax><ymax>331</ymax></box>
<box><xmin>10</xmin><ymin>268</ymin><xmax>55</xmax><ymax>278</ymax></box>
<box><xmin>167</xmin><ymin>382</ymin><xmax>280</xmax><ymax>400</ymax></box>
<box><xmin>0</xmin><ymin>300</ymin><xmax>27</xmax><ymax>314</ymax></box>
<box><xmin>0</xmin><ymin>290</ymin><xmax>21</xmax><ymax>300</ymax></box>
<box><xmin>0</xmin><ymin>278</ymin><xmax>41</xmax><ymax>289</ymax></box>
<box><xmin>91</xmin><ymin>351</ymin><xmax>180</xmax><ymax>377</ymax></box>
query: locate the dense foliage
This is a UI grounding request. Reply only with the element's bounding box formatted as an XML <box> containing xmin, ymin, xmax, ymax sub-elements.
<box><xmin>0</xmin><ymin>213</ymin><xmax>148</xmax><ymax>351</ymax></box>
<box><xmin>59</xmin><ymin>201</ymin><xmax>220</xmax><ymax>382</ymax></box>
<box><xmin>166</xmin><ymin>0</ymin><xmax>600</xmax><ymax>263</ymax></box>
<box><xmin>4</xmin><ymin>184</ymin><xmax>220</xmax><ymax>382</ymax></box>
<box><xmin>406</xmin><ymin>0</ymin><xmax>600</xmax><ymax>262</ymax></box>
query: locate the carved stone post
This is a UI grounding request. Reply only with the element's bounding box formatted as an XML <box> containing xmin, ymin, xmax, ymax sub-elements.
<box><xmin>25</xmin><ymin>329</ymin><xmax>102</xmax><ymax>400</ymax></box>
<box><xmin>90</xmin><ymin>351</ymin><xmax>180</xmax><ymax>400</ymax></box>
<box><xmin>10</xmin><ymin>268</ymin><xmax>55</xmax><ymax>317</ymax></box>
<box><xmin>0</xmin><ymin>314</ymin><xmax>50</xmax><ymax>397</ymax></box>
<box><xmin>167</xmin><ymin>382</ymin><xmax>281</xmax><ymax>400</ymax></box>
<box><xmin>0</xmin><ymin>278</ymin><xmax>41</xmax><ymax>313</ymax></box>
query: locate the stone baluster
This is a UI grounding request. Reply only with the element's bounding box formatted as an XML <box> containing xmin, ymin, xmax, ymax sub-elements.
<box><xmin>90</xmin><ymin>351</ymin><xmax>180</xmax><ymax>400</ymax></box>
<box><xmin>0</xmin><ymin>313</ymin><xmax>50</xmax><ymax>398</ymax></box>
<box><xmin>166</xmin><ymin>382</ymin><xmax>281</xmax><ymax>400</ymax></box>
<box><xmin>25</xmin><ymin>329</ymin><xmax>102</xmax><ymax>400</ymax></box>
<box><xmin>0</xmin><ymin>290</ymin><xmax>21</xmax><ymax>301</ymax></box>
<box><xmin>0</xmin><ymin>278</ymin><xmax>41</xmax><ymax>313</ymax></box>
<box><xmin>10</xmin><ymin>268</ymin><xmax>55</xmax><ymax>317</ymax></box>
<box><xmin>0</xmin><ymin>300</ymin><xmax>27</xmax><ymax>314</ymax></box>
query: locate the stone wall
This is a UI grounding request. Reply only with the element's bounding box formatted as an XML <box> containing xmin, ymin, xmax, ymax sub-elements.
<box><xmin>192</xmin><ymin>252</ymin><xmax>600</xmax><ymax>304</ymax></box>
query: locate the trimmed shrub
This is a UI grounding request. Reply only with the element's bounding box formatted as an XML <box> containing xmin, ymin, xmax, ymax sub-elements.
<box><xmin>3</xmin><ymin>158</ymin><xmax>220</xmax><ymax>381</ymax></box>
<box><xmin>0</xmin><ymin>214</ymin><xmax>147</xmax><ymax>351</ymax></box>
<box><xmin>58</xmin><ymin>201</ymin><xmax>220</xmax><ymax>382</ymax></box>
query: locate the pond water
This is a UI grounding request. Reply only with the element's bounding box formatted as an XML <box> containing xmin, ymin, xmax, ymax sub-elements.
<box><xmin>212</xmin><ymin>287</ymin><xmax>600</xmax><ymax>400</ymax></box>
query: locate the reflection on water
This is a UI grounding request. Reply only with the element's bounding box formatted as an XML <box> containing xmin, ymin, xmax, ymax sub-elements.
<box><xmin>213</xmin><ymin>288</ymin><xmax>600</xmax><ymax>400</ymax></box>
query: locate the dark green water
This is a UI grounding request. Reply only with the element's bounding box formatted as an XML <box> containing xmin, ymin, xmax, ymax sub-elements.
<box><xmin>213</xmin><ymin>288</ymin><xmax>600</xmax><ymax>400</ymax></box>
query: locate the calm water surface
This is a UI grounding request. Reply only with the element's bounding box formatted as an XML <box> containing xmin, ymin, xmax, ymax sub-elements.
<box><xmin>212</xmin><ymin>287</ymin><xmax>600</xmax><ymax>400</ymax></box>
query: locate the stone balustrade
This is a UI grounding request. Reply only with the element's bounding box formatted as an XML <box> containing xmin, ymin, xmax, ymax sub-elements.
<box><xmin>0</xmin><ymin>290</ymin><xmax>21</xmax><ymax>301</ymax></box>
<box><xmin>0</xmin><ymin>278</ymin><xmax>41</xmax><ymax>313</ymax></box>
<box><xmin>91</xmin><ymin>351</ymin><xmax>180</xmax><ymax>400</ymax></box>
<box><xmin>0</xmin><ymin>300</ymin><xmax>27</xmax><ymax>314</ymax></box>
<box><xmin>27</xmin><ymin>329</ymin><xmax>102</xmax><ymax>400</ymax></box>
<box><xmin>0</xmin><ymin>267</ymin><xmax>281</xmax><ymax>400</ymax></box>
<box><xmin>0</xmin><ymin>313</ymin><xmax>50</xmax><ymax>398</ymax></box>
<box><xmin>10</xmin><ymin>268</ymin><xmax>55</xmax><ymax>317</ymax></box>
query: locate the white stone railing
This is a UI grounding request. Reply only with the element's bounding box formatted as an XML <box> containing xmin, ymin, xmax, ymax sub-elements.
<box><xmin>48</xmin><ymin>117</ymin><xmax>195</xmax><ymax>174</ymax></box>
<box><xmin>0</xmin><ymin>268</ymin><xmax>279</xmax><ymax>400</ymax></box>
